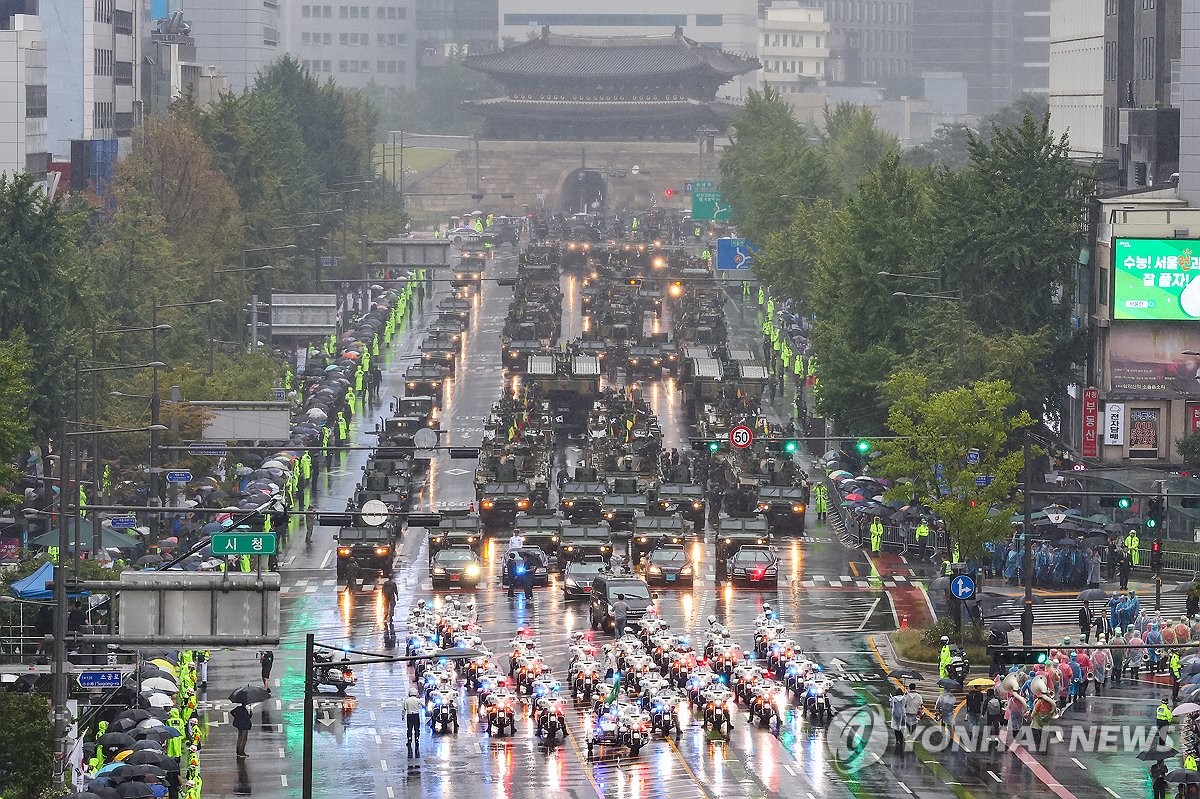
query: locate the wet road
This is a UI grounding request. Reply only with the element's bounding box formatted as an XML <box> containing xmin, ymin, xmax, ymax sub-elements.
<box><xmin>195</xmin><ymin>250</ymin><xmax>1174</xmax><ymax>799</ymax></box>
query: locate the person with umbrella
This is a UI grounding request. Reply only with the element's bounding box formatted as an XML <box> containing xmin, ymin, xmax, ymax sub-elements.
<box><xmin>1152</xmin><ymin>759</ymin><xmax>1169</xmax><ymax>799</ymax></box>
<box><xmin>1079</xmin><ymin>601</ymin><xmax>1095</xmax><ymax>643</ymax></box>
<box><xmin>230</xmin><ymin>702</ymin><xmax>252</xmax><ymax>759</ymax></box>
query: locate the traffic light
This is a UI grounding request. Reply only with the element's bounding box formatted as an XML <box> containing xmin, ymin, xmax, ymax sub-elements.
<box><xmin>991</xmin><ymin>647</ymin><xmax>1050</xmax><ymax>666</ymax></box>
<box><xmin>1100</xmin><ymin>495</ymin><xmax>1133</xmax><ymax>509</ymax></box>
<box><xmin>626</xmin><ymin>277</ymin><xmax>643</xmax><ymax>287</ymax></box>
<box><xmin>1146</xmin><ymin>497</ymin><xmax>1162</xmax><ymax>530</ymax></box>
<box><xmin>690</xmin><ymin>438</ymin><xmax>723</xmax><ymax>453</ymax></box>
<box><xmin>1151</xmin><ymin>538</ymin><xmax>1164</xmax><ymax>574</ymax></box>
<box><xmin>1181</xmin><ymin>496</ymin><xmax>1200</xmax><ymax>509</ymax></box>
<box><xmin>780</xmin><ymin>439</ymin><xmax>799</xmax><ymax>455</ymax></box>
<box><xmin>664</xmin><ymin>188</ymin><xmax>675</xmax><ymax>197</ymax></box>
<box><xmin>855</xmin><ymin>439</ymin><xmax>871</xmax><ymax>455</ymax></box>
<box><xmin>668</xmin><ymin>280</ymin><xmax>683</xmax><ymax>298</ymax></box>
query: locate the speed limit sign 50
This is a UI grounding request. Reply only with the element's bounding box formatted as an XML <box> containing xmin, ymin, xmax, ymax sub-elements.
<box><xmin>729</xmin><ymin>425</ymin><xmax>755</xmax><ymax>450</ymax></box>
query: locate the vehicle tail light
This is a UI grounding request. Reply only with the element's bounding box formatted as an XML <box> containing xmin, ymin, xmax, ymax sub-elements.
<box><xmin>753</xmin><ymin>566</ymin><xmax>767</xmax><ymax>579</ymax></box>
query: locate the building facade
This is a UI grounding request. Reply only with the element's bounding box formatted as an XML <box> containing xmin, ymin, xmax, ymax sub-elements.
<box><xmin>823</xmin><ymin>0</ymin><xmax>912</xmax><ymax>86</ymax></box>
<box><xmin>1103</xmin><ymin>0</ymin><xmax>1181</xmax><ymax>189</ymax></box>
<box><xmin>1180</xmin><ymin>0</ymin><xmax>1200</xmax><ymax>205</ymax></box>
<box><xmin>282</xmin><ymin>0</ymin><xmax>416</xmax><ymax>93</ymax></box>
<box><xmin>415</xmin><ymin>0</ymin><xmax>497</xmax><ymax>74</ymax></box>
<box><xmin>0</xmin><ymin>5</ymin><xmax>48</xmax><ymax>181</ymax></box>
<box><xmin>1049</xmin><ymin>0</ymin><xmax>1104</xmax><ymax>160</ymax></box>
<box><xmin>495</xmin><ymin>0</ymin><xmax>759</xmax><ymax>96</ymax></box>
<box><xmin>912</xmin><ymin>0</ymin><xmax>1050</xmax><ymax>116</ymax></box>
<box><xmin>185</xmin><ymin>0</ymin><xmax>280</xmax><ymax>92</ymax></box>
<box><xmin>143</xmin><ymin>15</ymin><xmax>228</xmax><ymax>116</ymax></box>
<box><xmin>758</xmin><ymin>2</ymin><xmax>836</xmax><ymax>92</ymax></box>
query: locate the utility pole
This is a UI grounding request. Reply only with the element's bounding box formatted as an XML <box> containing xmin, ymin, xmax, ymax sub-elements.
<box><xmin>1021</xmin><ymin>431</ymin><xmax>1034</xmax><ymax>647</ymax></box>
<box><xmin>52</xmin><ymin>416</ymin><xmax>70</xmax><ymax>783</ymax></box>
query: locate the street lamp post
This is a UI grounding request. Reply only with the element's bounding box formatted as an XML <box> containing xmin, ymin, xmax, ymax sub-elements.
<box><xmin>217</xmin><ymin>264</ymin><xmax>275</xmax><ymax>354</ymax></box>
<box><xmin>149</xmin><ymin>300</ymin><xmax>222</xmax><ymax>541</ymax></box>
<box><xmin>52</xmin><ymin>421</ymin><xmax>167</xmax><ymax>783</ymax></box>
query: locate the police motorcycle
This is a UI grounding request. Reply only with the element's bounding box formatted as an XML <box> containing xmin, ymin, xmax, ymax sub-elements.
<box><xmin>765</xmin><ymin>638</ymin><xmax>800</xmax><ymax>678</ymax></box>
<box><xmin>700</xmin><ymin>684</ymin><xmax>736</xmax><ymax>732</ymax></box>
<box><xmin>752</xmin><ymin>604</ymin><xmax>786</xmax><ymax>658</ymax></box>
<box><xmin>622</xmin><ymin>652</ymin><xmax>657</xmax><ymax>693</ymax></box>
<box><xmin>475</xmin><ymin>668</ymin><xmax>507</xmax><ymax>705</ymax></box>
<box><xmin>570</xmin><ymin>656</ymin><xmax>604</xmax><ymax>700</ymax></box>
<box><xmin>480</xmin><ymin>689</ymin><xmax>519</xmax><ymax>736</ymax></box>
<box><xmin>731</xmin><ymin>663</ymin><xmax>766</xmax><ymax>703</ymax></box>
<box><xmin>652</xmin><ymin>633</ymin><xmax>691</xmax><ymax>672</ymax></box>
<box><xmin>748</xmin><ymin>680</ymin><xmax>788</xmax><ymax>728</ymax></box>
<box><xmin>947</xmin><ymin>647</ymin><xmax>970</xmax><ymax>684</ymax></box>
<box><xmin>531</xmin><ymin>681</ymin><xmax>569</xmax><ymax>740</ymax></box>
<box><xmin>312</xmin><ymin>649</ymin><xmax>357</xmax><ymax>695</ymax></box>
<box><xmin>614</xmin><ymin>630</ymin><xmax>646</xmax><ymax>672</ymax></box>
<box><xmin>685</xmin><ymin>665</ymin><xmax>720</xmax><ymax>707</ymax></box>
<box><xmin>426</xmin><ymin>674</ymin><xmax>460</xmax><ymax>733</ymax></box>
<box><xmin>802</xmin><ymin>674</ymin><xmax>834</xmax><ymax>722</ymax></box>
<box><xmin>709</xmin><ymin>638</ymin><xmax>744</xmax><ymax>680</ymax></box>
<box><xmin>669</xmin><ymin>648</ymin><xmax>699</xmax><ymax>688</ymax></box>
<box><xmin>509</xmin><ymin>634</ymin><xmax>539</xmax><ymax>675</ymax></box>
<box><xmin>585</xmin><ymin>699</ymin><xmax>650</xmax><ymax>759</ymax></box>
<box><xmin>637</xmin><ymin>616</ymin><xmax>672</xmax><ymax>650</ymax></box>
<box><xmin>645</xmin><ymin>685</ymin><xmax>686</xmax><ymax>739</ymax></box>
<box><xmin>464</xmin><ymin>650</ymin><xmax>496</xmax><ymax>690</ymax></box>
<box><xmin>514</xmin><ymin>652</ymin><xmax>550</xmax><ymax>696</ymax></box>
<box><xmin>783</xmin><ymin>657</ymin><xmax>820</xmax><ymax>701</ymax></box>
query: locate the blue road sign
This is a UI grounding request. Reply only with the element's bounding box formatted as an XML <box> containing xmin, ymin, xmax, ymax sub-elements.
<box><xmin>78</xmin><ymin>671</ymin><xmax>124</xmax><ymax>689</ymax></box>
<box><xmin>165</xmin><ymin>470</ymin><xmax>192</xmax><ymax>484</ymax></box>
<box><xmin>975</xmin><ymin>475</ymin><xmax>995</xmax><ymax>487</ymax></box>
<box><xmin>950</xmin><ymin>575</ymin><xmax>976</xmax><ymax>601</ymax></box>
<box><xmin>966</xmin><ymin>448</ymin><xmax>980</xmax><ymax>465</ymax></box>
<box><xmin>684</xmin><ymin>181</ymin><xmax>694</xmax><ymax>194</ymax></box>
<box><xmin>716</xmin><ymin>237</ymin><xmax>757</xmax><ymax>271</ymax></box>
<box><xmin>321</xmin><ymin>256</ymin><xmax>337</xmax><ymax>268</ymax></box>
<box><xmin>273</xmin><ymin>388</ymin><xmax>286</xmax><ymax>401</ymax></box>
<box><xmin>110</xmin><ymin>517</ymin><xmax>137</xmax><ymax>530</ymax></box>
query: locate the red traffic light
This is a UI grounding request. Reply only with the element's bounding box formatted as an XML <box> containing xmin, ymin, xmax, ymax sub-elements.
<box><xmin>664</xmin><ymin>188</ymin><xmax>675</xmax><ymax>197</ymax></box>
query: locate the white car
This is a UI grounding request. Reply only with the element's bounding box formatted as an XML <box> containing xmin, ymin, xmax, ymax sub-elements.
<box><xmin>445</xmin><ymin>226</ymin><xmax>481</xmax><ymax>244</ymax></box>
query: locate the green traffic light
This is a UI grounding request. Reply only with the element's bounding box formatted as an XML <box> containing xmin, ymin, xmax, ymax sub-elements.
<box><xmin>783</xmin><ymin>440</ymin><xmax>798</xmax><ymax>455</ymax></box>
<box><xmin>856</xmin><ymin>439</ymin><xmax>871</xmax><ymax>454</ymax></box>
<box><xmin>1147</xmin><ymin>517</ymin><xmax>1158</xmax><ymax>528</ymax></box>
<box><xmin>1035</xmin><ymin>651</ymin><xmax>1049</xmax><ymax>665</ymax></box>
<box><xmin>708</xmin><ymin>441</ymin><xmax>720</xmax><ymax>453</ymax></box>
<box><xmin>1117</xmin><ymin>497</ymin><xmax>1132</xmax><ymax>510</ymax></box>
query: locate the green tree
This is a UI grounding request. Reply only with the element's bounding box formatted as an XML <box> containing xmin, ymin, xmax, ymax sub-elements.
<box><xmin>0</xmin><ymin>330</ymin><xmax>34</xmax><ymax>495</ymax></box>
<box><xmin>903</xmin><ymin>122</ymin><xmax>973</xmax><ymax>170</ymax></box>
<box><xmin>1178</xmin><ymin>432</ymin><xmax>1200</xmax><ymax>469</ymax></box>
<box><xmin>931</xmin><ymin>110</ymin><xmax>1092</xmax><ymax>419</ymax></box>
<box><xmin>0</xmin><ymin>690</ymin><xmax>54</xmax><ymax>798</ymax></box>
<box><xmin>719</xmin><ymin>86</ymin><xmax>834</xmax><ymax>244</ymax></box>
<box><xmin>0</xmin><ymin>174</ymin><xmax>96</xmax><ymax>443</ymax></box>
<box><xmin>820</xmin><ymin>103</ymin><xmax>900</xmax><ymax>195</ymax></box>
<box><xmin>807</xmin><ymin>153</ymin><xmax>933</xmax><ymax>432</ymax></box>
<box><xmin>873</xmin><ymin>372</ymin><xmax>1033</xmax><ymax>561</ymax></box>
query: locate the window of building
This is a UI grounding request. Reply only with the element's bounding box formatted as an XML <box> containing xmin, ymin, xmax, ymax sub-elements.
<box><xmin>92</xmin><ymin>101</ymin><xmax>114</xmax><ymax>130</ymax></box>
<box><xmin>503</xmin><ymin>13</ymin><xmax>687</xmax><ymax>26</ymax></box>
<box><xmin>112</xmin><ymin>9</ymin><xmax>132</xmax><ymax>34</ymax></box>
<box><xmin>695</xmin><ymin>14</ymin><xmax>721</xmax><ymax>26</ymax></box>
<box><xmin>361</xmin><ymin>59</ymin><xmax>369</xmax><ymax>71</ymax></box>
<box><xmin>387</xmin><ymin>6</ymin><xmax>396</xmax><ymax>17</ymax></box>
<box><xmin>340</xmin><ymin>32</ymin><xmax>349</xmax><ymax>45</ymax></box>
<box><xmin>323</xmin><ymin>6</ymin><xmax>332</xmax><ymax>16</ymax></box>
<box><xmin>323</xmin><ymin>32</ymin><xmax>332</xmax><ymax>44</ymax></box>
<box><xmin>323</xmin><ymin>59</ymin><xmax>332</xmax><ymax>71</ymax></box>
<box><xmin>25</xmin><ymin>84</ymin><xmax>46</xmax><ymax>118</ymax></box>
<box><xmin>396</xmin><ymin>5</ymin><xmax>405</xmax><ymax>17</ymax></box>
<box><xmin>264</xmin><ymin>0</ymin><xmax>279</xmax><ymax>9</ymax></box>
<box><xmin>339</xmin><ymin>59</ymin><xmax>348</xmax><ymax>72</ymax></box>
<box><xmin>114</xmin><ymin>112</ymin><xmax>133</xmax><ymax>137</ymax></box>
<box><xmin>378</xmin><ymin>59</ymin><xmax>387</xmax><ymax>72</ymax></box>
<box><xmin>339</xmin><ymin>5</ymin><xmax>348</xmax><ymax>17</ymax></box>
<box><xmin>302</xmin><ymin>32</ymin><xmax>311</xmax><ymax>44</ymax></box>
<box><xmin>264</xmin><ymin>26</ymin><xmax>278</xmax><ymax>45</ymax></box>
<box><xmin>94</xmin><ymin>49</ymin><xmax>113</xmax><ymax>77</ymax></box>
<box><xmin>1149</xmin><ymin>37</ymin><xmax>1155</xmax><ymax>79</ymax></box>
<box><xmin>350</xmin><ymin>5</ymin><xmax>358</xmax><ymax>16</ymax></box>
<box><xmin>397</xmin><ymin>60</ymin><xmax>405</xmax><ymax>72</ymax></box>
<box><xmin>114</xmin><ymin>60</ymin><xmax>133</xmax><ymax>85</ymax></box>
<box><xmin>94</xmin><ymin>0</ymin><xmax>114</xmax><ymax>24</ymax></box>
<box><xmin>303</xmin><ymin>4</ymin><xmax>310</xmax><ymax>15</ymax></box>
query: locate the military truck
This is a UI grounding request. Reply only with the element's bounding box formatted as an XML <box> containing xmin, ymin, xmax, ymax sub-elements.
<box><xmin>755</xmin><ymin>485</ymin><xmax>808</xmax><ymax>535</ymax></box>
<box><xmin>476</xmin><ymin>482</ymin><xmax>532</xmax><ymax>530</ymax></box>
<box><xmin>335</xmin><ymin>527</ymin><xmax>395</xmax><ymax>579</ymax></box>
<box><xmin>714</xmin><ymin>517</ymin><xmax>771</xmax><ymax>581</ymax></box>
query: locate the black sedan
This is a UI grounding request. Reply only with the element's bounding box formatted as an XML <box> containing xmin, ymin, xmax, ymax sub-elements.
<box><xmin>726</xmin><ymin>546</ymin><xmax>780</xmax><ymax>587</ymax></box>
<box><xmin>562</xmin><ymin>560</ymin><xmax>607</xmax><ymax>599</ymax></box>
<box><xmin>642</xmin><ymin>545</ymin><xmax>694</xmax><ymax>587</ymax></box>
<box><xmin>430</xmin><ymin>547</ymin><xmax>482</xmax><ymax>589</ymax></box>
<box><xmin>500</xmin><ymin>546</ymin><xmax>551</xmax><ymax>588</ymax></box>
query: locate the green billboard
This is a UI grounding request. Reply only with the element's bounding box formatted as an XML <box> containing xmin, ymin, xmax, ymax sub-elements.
<box><xmin>1113</xmin><ymin>237</ymin><xmax>1200</xmax><ymax>320</ymax></box>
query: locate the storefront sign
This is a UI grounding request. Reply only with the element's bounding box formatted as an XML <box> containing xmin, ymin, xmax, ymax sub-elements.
<box><xmin>1082</xmin><ymin>387</ymin><xmax>1100</xmax><ymax>458</ymax></box>
<box><xmin>1109</xmin><ymin>325</ymin><xmax>1200</xmax><ymax>396</ymax></box>
<box><xmin>1105</xmin><ymin>402</ymin><xmax>1125</xmax><ymax>445</ymax></box>
<box><xmin>1129</xmin><ymin>407</ymin><xmax>1160</xmax><ymax>459</ymax></box>
<box><xmin>1188</xmin><ymin>402</ymin><xmax>1200</xmax><ymax>432</ymax></box>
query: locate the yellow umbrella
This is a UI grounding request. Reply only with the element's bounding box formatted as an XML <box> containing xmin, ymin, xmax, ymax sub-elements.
<box><xmin>149</xmin><ymin>659</ymin><xmax>177</xmax><ymax>675</ymax></box>
<box><xmin>113</xmin><ymin>749</ymin><xmax>135</xmax><ymax>761</ymax></box>
<box><xmin>966</xmin><ymin>677</ymin><xmax>995</xmax><ymax>689</ymax></box>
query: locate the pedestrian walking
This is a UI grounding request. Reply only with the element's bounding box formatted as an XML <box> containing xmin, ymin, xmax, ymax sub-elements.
<box><xmin>1151</xmin><ymin>760</ymin><xmax>1168</xmax><ymax>799</ymax></box>
<box><xmin>1078</xmin><ymin>601</ymin><xmax>1094</xmax><ymax>643</ymax></box>
<box><xmin>889</xmin><ymin>688</ymin><xmax>907</xmax><ymax>750</ymax></box>
<box><xmin>381</xmin><ymin>575</ymin><xmax>399</xmax><ymax>623</ymax></box>
<box><xmin>612</xmin><ymin>594</ymin><xmax>630</xmax><ymax>637</ymax></box>
<box><xmin>985</xmin><ymin>689</ymin><xmax>1003</xmax><ymax>741</ymax></box>
<box><xmin>965</xmin><ymin>686</ymin><xmax>985</xmax><ymax>731</ymax></box>
<box><xmin>904</xmin><ymin>683</ymin><xmax>923</xmax><ymax>738</ymax></box>
<box><xmin>405</xmin><ymin>687</ymin><xmax>423</xmax><ymax>756</ymax></box>
<box><xmin>231</xmin><ymin>703</ymin><xmax>252</xmax><ymax>759</ymax></box>
<box><xmin>258</xmin><ymin>650</ymin><xmax>274</xmax><ymax>691</ymax></box>
<box><xmin>934</xmin><ymin>686</ymin><xmax>956</xmax><ymax>726</ymax></box>
<box><xmin>1029</xmin><ymin>692</ymin><xmax>1055</xmax><ymax>751</ymax></box>
<box><xmin>304</xmin><ymin>503</ymin><xmax>315</xmax><ymax>543</ymax></box>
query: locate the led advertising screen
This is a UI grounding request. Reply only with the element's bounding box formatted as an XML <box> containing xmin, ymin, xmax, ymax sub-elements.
<box><xmin>1112</xmin><ymin>237</ymin><xmax>1200</xmax><ymax>320</ymax></box>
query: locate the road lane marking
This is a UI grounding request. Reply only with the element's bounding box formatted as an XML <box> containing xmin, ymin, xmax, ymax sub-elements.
<box><xmin>898</xmin><ymin>781</ymin><xmax>913</xmax><ymax>795</ymax></box>
<box><xmin>278</xmin><ymin>747</ymin><xmax>285</xmax><ymax>758</ymax></box>
<box><xmin>1103</xmin><ymin>789</ymin><xmax>1119</xmax><ymax>798</ymax></box>
<box><xmin>987</xmin><ymin>771</ymin><xmax>1001</xmax><ymax>783</ymax></box>
<box><xmin>856</xmin><ymin>597</ymin><xmax>882</xmax><ymax>631</ymax></box>
<box><xmin>1071</xmin><ymin>757</ymin><xmax>1087</xmax><ymax>770</ymax></box>
<box><xmin>380</xmin><ymin>759</ymin><xmax>388</xmax><ymax>772</ymax></box>
<box><xmin>281</xmin><ymin>776</ymin><xmax>287</xmax><ymax>787</ymax></box>
<box><xmin>320</xmin><ymin>548</ymin><xmax>333</xmax><ymax>570</ymax></box>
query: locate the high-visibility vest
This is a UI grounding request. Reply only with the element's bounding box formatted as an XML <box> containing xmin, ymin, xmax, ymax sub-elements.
<box><xmin>915</xmin><ymin>522</ymin><xmax>930</xmax><ymax>540</ymax></box>
<box><xmin>47</xmin><ymin>546</ymin><xmax>59</xmax><ymax>563</ymax></box>
<box><xmin>1157</xmin><ymin>703</ymin><xmax>1173</xmax><ymax>722</ymax></box>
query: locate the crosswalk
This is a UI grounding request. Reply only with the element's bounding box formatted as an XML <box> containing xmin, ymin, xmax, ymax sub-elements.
<box><xmin>986</xmin><ymin>593</ymin><xmax>1191</xmax><ymax>627</ymax></box>
<box><xmin>798</xmin><ymin>575</ymin><xmax>911</xmax><ymax>589</ymax></box>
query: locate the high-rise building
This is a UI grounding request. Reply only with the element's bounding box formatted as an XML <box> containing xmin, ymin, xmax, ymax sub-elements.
<box><xmin>0</xmin><ymin>3</ymin><xmax>49</xmax><ymax>181</ymax></box>
<box><xmin>758</xmin><ymin>2</ymin><xmax>837</xmax><ymax>92</ymax></box>
<box><xmin>143</xmin><ymin>14</ymin><xmax>227</xmax><ymax>116</ymax></box>
<box><xmin>1175</xmin><ymin>1</ymin><xmax>1200</xmax><ymax>203</ymax></box>
<box><xmin>281</xmin><ymin>1</ymin><xmax>416</xmax><ymax>93</ymax></box>
<box><xmin>416</xmin><ymin>0</ymin><xmax>497</xmax><ymax>74</ymax></box>
<box><xmin>1049</xmin><ymin>0</ymin><xmax>1104</xmax><ymax>160</ymax></box>
<box><xmin>495</xmin><ymin>0</ymin><xmax>760</xmax><ymax>96</ymax></box>
<box><xmin>823</xmin><ymin>0</ymin><xmax>912</xmax><ymax>86</ymax></box>
<box><xmin>185</xmin><ymin>0</ymin><xmax>281</xmax><ymax>92</ymax></box>
<box><xmin>1102</xmin><ymin>0</ymin><xmax>1180</xmax><ymax>188</ymax></box>
<box><xmin>912</xmin><ymin>0</ymin><xmax>1049</xmax><ymax>116</ymax></box>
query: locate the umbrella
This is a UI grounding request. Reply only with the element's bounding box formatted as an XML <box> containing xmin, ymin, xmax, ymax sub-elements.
<box><xmin>1167</xmin><ymin>770</ymin><xmax>1200</xmax><ymax>784</ymax></box>
<box><xmin>1123</xmin><ymin>517</ymin><xmax>1144</xmax><ymax>527</ymax></box>
<box><xmin>989</xmin><ymin>620</ymin><xmax>1015</xmax><ymax>633</ymax></box>
<box><xmin>1137</xmin><ymin>745</ymin><xmax>1180</xmax><ymax>761</ymax></box>
<box><xmin>98</xmin><ymin>732</ymin><xmax>136</xmax><ymax>748</ymax></box>
<box><xmin>124</xmin><ymin>750</ymin><xmax>177</xmax><ymax>770</ymax></box>
<box><xmin>229</xmin><ymin>685</ymin><xmax>271</xmax><ymax>705</ymax></box>
<box><xmin>888</xmin><ymin>668</ymin><xmax>922</xmax><ymax>680</ymax></box>
<box><xmin>967</xmin><ymin>677</ymin><xmax>995</xmax><ymax>689</ymax></box>
<box><xmin>937</xmin><ymin>678</ymin><xmax>962</xmax><ymax>690</ymax></box>
<box><xmin>929</xmin><ymin>576</ymin><xmax>952</xmax><ymax>592</ymax></box>
<box><xmin>1104</xmin><ymin>522</ymin><xmax>1125</xmax><ymax>533</ymax></box>
<box><xmin>117</xmin><ymin>784</ymin><xmax>154</xmax><ymax>799</ymax></box>
<box><xmin>147</xmin><ymin>659</ymin><xmax>177</xmax><ymax>674</ymax></box>
<box><xmin>843</xmin><ymin>493</ymin><xmax>865</xmax><ymax>502</ymax></box>
<box><xmin>64</xmin><ymin>793</ymin><xmax>105</xmax><ymax>799</ymax></box>
<box><xmin>85</xmin><ymin>784</ymin><xmax>121</xmax><ymax>799</ymax></box>
<box><xmin>1086</xmin><ymin>514</ymin><xmax>1110</xmax><ymax>524</ymax></box>
<box><xmin>139</xmin><ymin>693</ymin><xmax>174</xmax><ymax>709</ymax></box>
<box><xmin>115</xmin><ymin>708</ymin><xmax>155</xmax><ymax>722</ymax></box>
<box><xmin>1081</xmin><ymin>536</ymin><xmax>1108</xmax><ymax>548</ymax></box>
<box><xmin>1055</xmin><ymin>538</ymin><xmax>1080</xmax><ymax>547</ymax></box>
<box><xmin>112</xmin><ymin>749</ymin><xmax>135</xmax><ymax>762</ymax></box>
<box><xmin>1173</xmin><ymin>702</ymin><xmax>1200</xmax><ymax>715</ymax></box>
<box><xmin>135</xmin><ymin>725</ymin><xmax>181</xmax><ymax>741</ymax></box>
<box><xmin>131</xmin><ymin>741</ymin><xmax>164</xmax><ymax>751</ymax></box>
<box><xmin>1078</xmin><ymin>589</ymin><xmax>1109</xmax><ymax>602</ymax></box>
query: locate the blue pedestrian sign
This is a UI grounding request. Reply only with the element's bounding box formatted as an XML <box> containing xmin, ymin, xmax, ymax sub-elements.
<box><xmin>974</xmin><ymin>475</ymin><xmax>995</xmax><ymax>487</ymax></box>
<box><xmin>716</xmin><ymin>237</ymin><xmax>757</xmax><ymax>271</ymax></box>
<box><xmin>273</xmin><ymin>388</ymin><xmax>286</xmax><ymax>401</ymax></box>
<box><xmin>78</xmin><ymin>671</ymin><xmax>124</xmax><ymax>689</ymax></box>
<box><xmin>165</xmin><ymin>470</ymin><xmax>192</xmax><ymax>484</ymax></box>
<box><xmin>110</xmin><ymin>517</ymin><xmax>137</xmax><ymax>530</ymax></box>
<box><xmin>966</xmin><ymin>448</ymin><xmax>980</xmax><ymax>466</ymax></box>
<box><xmin>950</xmin><ymin>575</ymin><xmax>976</xmax><ymax>601</ymax></box>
